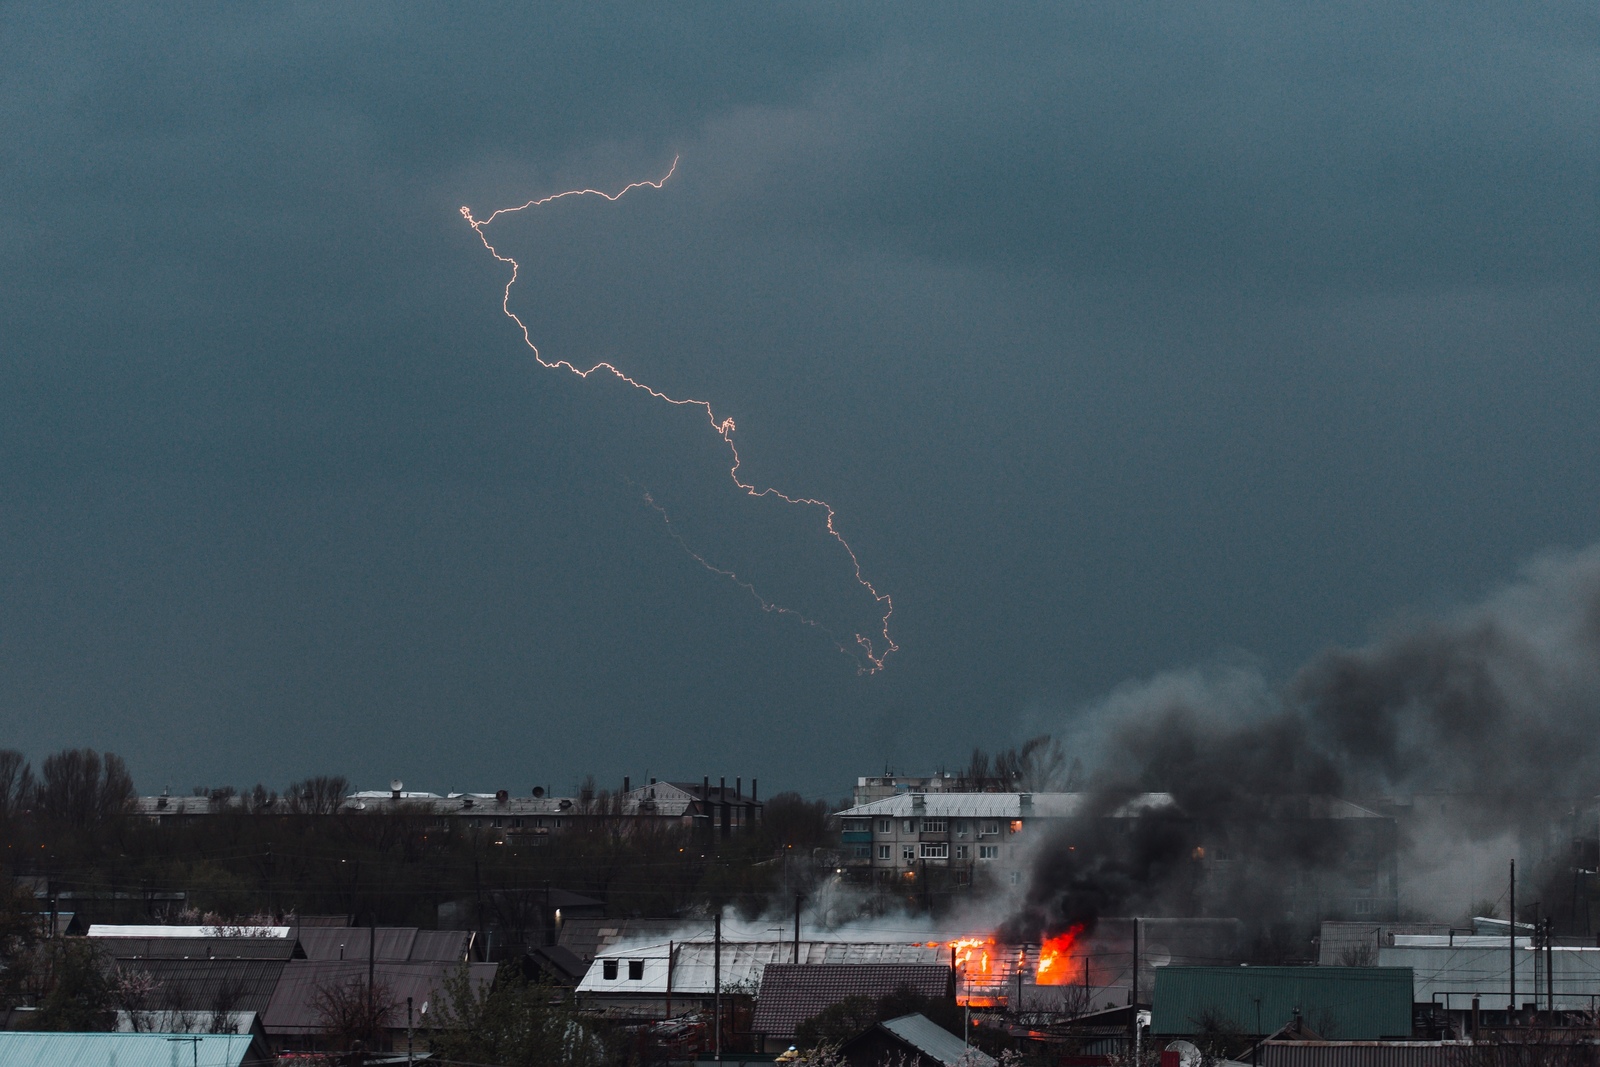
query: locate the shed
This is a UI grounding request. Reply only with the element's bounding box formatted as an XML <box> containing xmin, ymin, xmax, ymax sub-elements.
<box><xmin>838</xmin><ymin>1013</ymin><xmax>994</xmax><ymax>1067</ymax></box>
<box><xmin>1151</xmin><ymin>967</ymin><xmax>1413</xmax><ymax>1040</ymax></box>
<box><xmin>0</xmin><ymin>1030</ymin><xmax>269</xmax><ymax>1067</ymax></box>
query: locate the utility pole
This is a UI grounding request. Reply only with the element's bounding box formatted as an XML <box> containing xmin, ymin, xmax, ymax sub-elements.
<box><xmin>1547</xmin><ymin>916</ymin><xmax>1555</xmax><ymax>1015</ymax></box>
<box><xmin>794</xmin><ymin>894</ymin><xmax>804</xmax><ymax>964</ymax></box>
<box><xmin>714</xmin><ymin>910</ymin><xmax>722</xmax><ymax>1063</ymax></box>
<box><xmin>369</xmin><ymin>912</ymin><xmax>376</xmax><ymax>1042</ymax></box>
<box><xmin>406</xmin><ymin>996</ymin><xmax>414</xmax><ymax>1067</ymax></box>
<box><xmin>1131</xmin><ymin>918</ymin><xmax>1141</xmax><ymax>1056</ymax></box>
<box><xmin>1510</xmin><ymin>859</ymin><xmax>1517</xmax><ymax>1017</ymax></box>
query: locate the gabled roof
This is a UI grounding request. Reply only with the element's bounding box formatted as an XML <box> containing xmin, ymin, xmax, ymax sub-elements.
<box><xmin>113</xmin><ymin>958</ymin><xmax>291</xmax><ymax>1015</ymax></box>
<box><xmin>751</xmin><ymin>963</ymin><xmax>951</xmax><ymax>1041</ymax></box>
<box><xmin>0</xmin><ymin>1031</ymin><xmax>259</xmax><ymax>1067</ymax></box>
<box><xmin>262</xmin><ymin>960</ymin><xmax>496</xmax><ymax>1033</ymax></box>
<box><xmin>295</xmin><ymin>926</ymin><xmax>473</xmax><ymax>962</ymax></box>
<box><xmin>90</xmin><ymin>924</ymin><xmax>293</xmax><ymax>939</ymax></box>
<box><xmin>577</xmin><ymin>941</ymin><xmax>949</xmax><ymax>995</ymax></box>
<box><xmin>874</xmin><ymin>1014</ymin><xmax>994</xmax><ymax>1067</ymax></box>
<box><xmin>94</xmin><ymin>936</ymin><xmax>302</xmax><ymax>961</ymax></box>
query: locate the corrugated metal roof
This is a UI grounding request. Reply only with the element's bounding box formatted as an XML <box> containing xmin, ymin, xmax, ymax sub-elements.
<box><xmin>751</xmin><ymin>964</ymin><xmax>951</xmax><ymax>1040</ymax></box>
<box><xmin>411</xmin><ymin>929</ymin><xmax>473</xmax><ymax>961</ymax></box>
<box><xmin>834</xmin><ymin>793</ymin><xmax>1176</xmax><ymax>820</ymax></box>
<box><xmin>90</xmin><ymin>925</ymin><xmax>292</xmax><ymax>939</ymax></box>
<box><xmin>297</xmin><ymin>926</ymin><xmax>416</xmax><ymax>961</ymax></box>
<box><xmin>114</xmin><ymin>958</ymin><xmax>290</xmax><ymax>1015</ymax></box>
<box><xmin>1150</xmin><ymin>967</ymin><xmax>1413</xmax><ymax>1040</ymax></box>
<box><xmin>1379</xmin><ymin>943</ymin><xmax>1600</xmax><ymax>1011</ymax></box>
<box><xmin>95</xmin><ymin>937</ymin><xmax>301</xmax><ymax>961</ymax></box>
<box><xmin>578</xmin><ymin>941</ymin><xmax>950</xmax><ymax>995</ymax></box>
<box><xmin>1262</xmin><ymin>1042</ymin><xmax>1479</xmax><ymax>1067</ymax></box>
<box><xmin>879</xmin><ymin>1014</ymin><xmax>995</xmax><ymax>1067</ymax></box>
<box><xmin>262</xmin><ymin>960</ymin><xmax>495</xmax><ymax>1033</ymax></box>
<box><xmin>0</xmin><ymin>1031</ymin><xmax>255</xmax><ymax>1067</ymax></box>
<box><xmin>115</xmin><ymin>1010</ymin><xmax>259</xmax><ymax>1035</ymax></box>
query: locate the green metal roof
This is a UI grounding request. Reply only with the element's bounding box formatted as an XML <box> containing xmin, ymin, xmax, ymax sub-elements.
<box><xmin>0</xmin><ymin>1031</ymin><xmax>255</xmax><ymax>1067</ymax></box>
<box><xmin>1151</xmin><ymin>966</ymin><xmax>1413</xmax><ymax>1040</ymax></box>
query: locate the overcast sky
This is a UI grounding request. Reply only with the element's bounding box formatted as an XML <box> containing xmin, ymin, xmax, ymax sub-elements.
<box><xmin>1</xmin><ymin>3</ymin><xmax>1595</xmax><ymax>800</ymax></box>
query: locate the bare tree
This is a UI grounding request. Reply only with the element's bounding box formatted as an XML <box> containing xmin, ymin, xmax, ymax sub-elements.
<box><xmin>310</xmin><ymin>974</ymin><xmax>397</xmax><ymax>1051</ymax></box>
<box><xmin>0</xmin><ymin>751</ymin><xmax>32</xmax><ymax>822</ymax></box>
<box><xmin>33</xmin><ymin>749</ymin><xmax>135</xmax><ymax>827</ymax></box>
<box><xmin>285</xmin><ymin>776</ymin><xmax>350</xmax><ymax>815</ymax></box>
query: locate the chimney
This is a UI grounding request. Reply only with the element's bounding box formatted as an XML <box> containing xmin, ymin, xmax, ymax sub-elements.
<box><xmin>720</xmin><ymin>776</ymin><xmax>726</xmax><ymax>798</ymax></box>
<box><xmin>751</xmin><ymin>778</ymin><xmax>758</xmax><ymax>803</ymax></box>
<box><xmin>736</xmin><ymin>776</ymin><xmax>742</xmax><ymax>800</ymax></box>
<box><xmin>650</xmin><ymin>777</ymin><xmax>656</xmax><ymax>786</ymax></box>
<box><xmin>624</xmin><ymin>776</ymin><xmax>630</xmax><ymax>794</ymax></box>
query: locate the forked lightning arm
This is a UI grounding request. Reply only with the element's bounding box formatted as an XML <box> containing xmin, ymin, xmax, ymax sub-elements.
<box><xmin>461</xmin><ymin>158</ymin><xmax>897</xmax><ymax>673</ymax></box>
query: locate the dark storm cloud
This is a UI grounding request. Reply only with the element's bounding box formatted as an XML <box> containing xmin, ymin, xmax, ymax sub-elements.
<box><xmin>0</xmin><ymin>3</ymin><xmax>1595</xmax><ymax>793</ymax></box>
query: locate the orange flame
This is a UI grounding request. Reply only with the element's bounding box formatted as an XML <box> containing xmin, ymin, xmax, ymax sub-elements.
<box><xmin>1035</xmin><ymin>925</ymin><xmax>1084</xmax><ymax>985</ymax></box>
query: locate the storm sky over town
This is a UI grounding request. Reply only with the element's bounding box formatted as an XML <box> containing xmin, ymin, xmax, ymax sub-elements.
<box><xmin>1</xmin><ymin>3</ymin><xmax>1595</xmax><ymax>797</ymax></box>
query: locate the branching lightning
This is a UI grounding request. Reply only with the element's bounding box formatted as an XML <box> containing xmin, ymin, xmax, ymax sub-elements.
<box><xmin>461</xmin><ymin>158</ymin><xmax>897</xmax><ymax>673</ymax></box>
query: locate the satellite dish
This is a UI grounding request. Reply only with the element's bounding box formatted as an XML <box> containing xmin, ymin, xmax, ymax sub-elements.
<box><xmin>532</xmin><ymin>786</ymin><xmax>546</xmax><ymax>798</ymax></box>
<box><xmin>390</xmin><ymin>779</ymin><xmax>404</xmax><ymax>793</ymax></box>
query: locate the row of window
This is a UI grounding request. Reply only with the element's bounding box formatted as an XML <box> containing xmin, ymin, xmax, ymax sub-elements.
<box><xmin>861</xmin><ymin>818</ymin><xmax>1011</xmax><ymax>835</ymax></box>
<box><xmin>873</xmin><ymin>843</ymin><xmax>1001</xmax><ymax>861</ymax></box>
<box><xmin>600</xmin><ymin>959</ymin><xmax>646</xmax><ymax>980</ymax></box>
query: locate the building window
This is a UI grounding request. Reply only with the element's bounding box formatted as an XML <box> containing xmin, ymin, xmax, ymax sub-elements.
<box><xmin>979</xmin><ymin>821</ymin><xmax>1000</xmax><ymax>837</ymax></box>
<box><xmin>920</xmin><ymin>843</ymin><xmax>949</xmax><ymax>859</ymax></box>
<box><xmin>902</xmin><ymin>819</ymin><xmax>916</xmax><ymax>833</ymax></box>
<box><xmin>955</xmin><ymin>821</ymin><xmax>969</xmax><ymax>837</ymax></box>
<box><xmin>979</xmin><ymin>845</ymin><xmax>999</xmax><ymax>860</ymax></box>
<box><xmin>955</xmin><ymin>845</ymin><xmax>970</xmax><ymax>860</ymax></box>
<box><xmin>843</xmin><ymin>818</ymin><xmax>870</xmax><ymax>832</ymax></box>
<box><xmin>878</xmin><ymin>845</ymin><xmax>891</xmax><ymax>860</ymax></box>
<box><xmin>1009</xmin><ymin>820</ymin><xmax>1023</xmax><ymax>834</ymax></box>
<box><xmin>603</xmin><ymin>960</ymin><xmax>619</xmax><ymax>980</ymax></box>
<box><xmin>1009</xmin><ymin>871</ymin><xmax>1021</xmax><ymax>885</ymax></box>
<box><xmin>877</xmin><ymin>819</ymin><xmax>892</xmax><ymax>833</ymax></box>
<box><xmin>513</xmin><ymin>817</ymin><xmax>524</xmax><ymax>828</ymax></box>
<box><xmin>920</xmin><ymin>819</ymin><xmax>947</xmax><ymax>834</ymax></box>
<box><xmin>1355</xmin><ymin>899</ymin><xmax>1373</xmax><ymax>915</ymax></box>
<box><xmin>852</xmin><ymin>846</ymin><xmax>871</xmax><ymax>859</ymax></box>
<box><xmin>628</xmin><ymin>960</ymin><xmax>644</xmax><ymax>980</ymax></box>
<box><xmin>901</xmin><ymin>845</ymin><xmax>916</xmax><ymax>862</ymax></box>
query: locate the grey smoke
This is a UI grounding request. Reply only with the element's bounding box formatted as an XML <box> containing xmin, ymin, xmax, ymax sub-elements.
<box><xmin>1006</xmin><ymin>543</ymin><xmax>1600</xmax><ymax>940</ymax></box>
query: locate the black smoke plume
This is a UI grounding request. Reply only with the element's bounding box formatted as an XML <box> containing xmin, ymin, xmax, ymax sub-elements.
<box><xmin>1003</xmin><ymin>544</ymin><xmax>1600</xmax><ymax>945</ymax></box>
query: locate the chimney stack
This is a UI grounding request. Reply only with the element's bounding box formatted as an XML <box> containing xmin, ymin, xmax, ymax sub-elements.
<box><xmin>624</xmin><ymin>776</ymin><xmax>630</xmax><ymax>794</ymax></box>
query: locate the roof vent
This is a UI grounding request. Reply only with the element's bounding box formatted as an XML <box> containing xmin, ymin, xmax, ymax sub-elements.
<box><xmin>462</xmin><ymin>796</ymin><xmax>475</xmax><ymax>809</ymax></box>
<box><xmin>557</xmin><ymin>798</ymin><xmax>572</xmax><ymax>811</ymax></box>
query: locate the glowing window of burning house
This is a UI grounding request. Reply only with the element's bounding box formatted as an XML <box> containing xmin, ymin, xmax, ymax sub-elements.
<box><xmin>1008</xmin><ymin>820</ymin><xmax>1023</xmax><ymax>834</ymax></box>
<box><xmin>921</xmin><ymin>819</ymin><xmax>947</xmax><ymax>833</ymax></box>
<box><xmin>920</xmin><ymin>843</ymin><xmax>949</xmax><ymax>859</ymax></box>
<box><xmin>979</xmin><ymin>845</ymin><xmax>998</xmax><ymax>860</ymax></box>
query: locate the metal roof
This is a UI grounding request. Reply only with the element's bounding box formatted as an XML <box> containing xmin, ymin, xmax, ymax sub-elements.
<box><xmin>294</xmin><ymin>926</ymin><xmax>471</xmax><ymax>962</ymax></box>
<box><xmin>90</xmin><ymin>925</ymin><xmax>292</xmax><ymax>939</ymax></box>
<box><xmin>578</xmin><ymin>941</ymin><xmax>950</xmax><ymax>996</ymax></box>
<box><xmin>113</xmin><ymin>958</ymin><xmax>290</xmax><ymax>1016</ymax></box>
<box><xmin>262</xmin><ymin>960</ymin><xmax>496</xmax><ymax>1033</ymax></box>
<box><xmin>94</xmin><ymin>937</ymin><xmax>301</xmax><ymax>961</ymax></box>
<box><xmin>1150</xmin><ymin>967</ymin><xmax>1414</xmax><ymax>1040</ymax></box>
<box><xmin>1262</xmin><ymin>1042</ymin><xmax>1478</xmax><ymax>1067</ymax></box>
<box><xmin>1379</xmin><ymin>942</ymin><xmax>1600</xmax><ymax>1011</ymax></box>
<box><xmin>114</xmin><ymin>1010</ymin><xmax>259</xmax><ymax>1036</ymax></box>
<box><xmin>751</xmin><ymin>963</ymin><xmax>951</xmax><ymax>1040</ymax></box>
<box><xmin>834</xmin><ymin>793</ymin><xmax>1176</xmax><ymax>820</ymax></box>
<box><xmin>0</xmin><ymin>1031</ymin><xmax>258</xmax><ymax>1067</ymax></box>
<box><xmin>877</xmin><ymin>1014</ymin><xmax>995</xmax><ymax>1067</ymax></box>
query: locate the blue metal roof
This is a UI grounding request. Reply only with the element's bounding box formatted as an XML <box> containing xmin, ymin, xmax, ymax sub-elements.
<box><xmin>0</xmin><ymin>1031</ymin><xmax>255</xmax><ymax>1067</ymax></box>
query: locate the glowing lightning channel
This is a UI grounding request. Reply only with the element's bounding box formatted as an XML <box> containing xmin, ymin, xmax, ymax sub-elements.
<box><xmin>461</xmin><ymin>157</ymin><xmax>897</xmax><ymax>673</ymax></box>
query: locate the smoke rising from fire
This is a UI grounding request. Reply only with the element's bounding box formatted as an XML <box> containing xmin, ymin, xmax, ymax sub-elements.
<box><xmin>1005</xmin><ymin>543</ymin><xmax>1600</xmax><ymax>943</ymax></box>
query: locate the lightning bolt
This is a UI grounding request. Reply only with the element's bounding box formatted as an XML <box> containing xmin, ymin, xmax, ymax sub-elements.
<box><xmin>461</xmin><ymin>157</ymin><xmax>897</xmax><ymax>673</ymax></box>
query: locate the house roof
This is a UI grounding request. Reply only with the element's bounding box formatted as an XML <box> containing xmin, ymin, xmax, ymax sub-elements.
<box><xmin>113</xmin><ymin>958</ymin><xmax>290</xmax><ymax>1015</ymax></box>
<box><xmin>90</xmin><ymin>924</ymin><xmax>293</xmax><ymax>939</ymax></box>
<box><xmin>262</xmin><ymin>960</ymin><xmax>496</xmax><ymax>1034</ymax></box>
<box><xmin>834</xmin><ymin>793</ymin><xmax>1175</xmax><ymax>820</ymax></box>
<box><xmin>295</xmin><ymin>926</ymin><xmax>472</xmax><ymax>962</ymax></box>
<box><xmin>529</xmin><ymin>945</ymin><xmax>590</xmax><ymax>984</ymax></box>
<box><xmin>114</xmin><ymin>1009</ymin><xmax>260</xmax><ymax>1035</ymax></box>
<box><xmin>751</xmin><ymin>963</ymin><xmax>952</xmax><ymax>1040</ymax></box>
<box><xmin>875</xmin><ymin>1013</ymin><xmax>994</xmax><ymax>1067</ymax></box>
<box><xmin>94</xmin><ymin>936</ymin><xmax>302</xmax><ymax>961</ymax></box>
<box><xmin>0</xmin><ymin>1031</ymin><xmax>257</xmax><ymax>1067</ymax></box>
<box><xmin>577</xmin><ymin>941</ymin><xmax>950</xmax><ymax>996</ymax></box>
<box><xmin>558</xmin><ymin>918</ymin><xmax>684</xmax><ymax>962</ymax></box>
